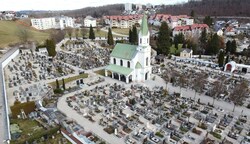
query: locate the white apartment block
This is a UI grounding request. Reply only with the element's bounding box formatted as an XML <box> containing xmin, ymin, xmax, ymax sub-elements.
<box><xmin>84</xmin><ymin>16</ymin><xmax>96</xmax><ymax>27</ymax></box>
<box><xmin>103</xmin><ymin>15</ymin><xmax>143</xmax><ymax>28</ymax></box>
<box><xmin>55</xmin><ymin>16</ymin><xmax>74</xmax><ymax>30</ymax></box>
<box><xmin>31</xmin><ymin>17</ymin><xmax>56</xmax><ymax>30</ymax></box>
<box><xmin>31</xmin><ymin>16</ymin><xmax>74</xmax><ymax>30</ymax></box>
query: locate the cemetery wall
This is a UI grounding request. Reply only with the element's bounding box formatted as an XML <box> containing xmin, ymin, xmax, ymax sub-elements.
<box><xmin>0</xmin><ymin>47</ymin><xmax>20</xmax><ymax>140</ymax></box>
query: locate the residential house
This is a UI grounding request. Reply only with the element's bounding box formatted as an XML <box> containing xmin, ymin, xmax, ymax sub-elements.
<box><xmin>84</xmin><ymin>16</ymin><xmax>96</xmax><ymax>27</ymax></box>
<box><xmin>103</xmin><ymin>14</ymin><xmax>143</xmax><ymax>28</ymax></box>
<box><xmin>148</xmin><ymin>14</ymin><xmax>193</xmax><ymax>28</ymax></box>
<box><xmin>173</xmin><ymin>24</ymin><xmax>209</xmax><ymax>38</ymax></box>
<box><xmin>180</xmin><ymin>48</ymin><xmax>193</xmax><ymax>58</ymax></box>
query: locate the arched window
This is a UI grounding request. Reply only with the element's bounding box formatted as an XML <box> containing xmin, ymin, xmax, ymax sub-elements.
<box><xmin>147</xmin><ymin>38</ymin><xmax>149</xmax><ymax>44</ymax></box>
<box><xmin>140</xmin><ymin>38</ymin><xmax>142</xmax><ymax>44</ymax></box>
<box><xmin>113</xmin><ymin>58</ymin><xmax>116</xmax><ymax>64</ymax></box>
<box><xmin>127</xmin><ymin>61</ymin><xmax>130</xmax><ymax>68</ymax></box>
<box><xmin>146</xmin><ymin>57</ymin><xmax>149</xmax><ymax>66</ymax></box>
<box><xmin>120</xmin><ymin>60</ymin><xmax>123</xmax><ymax>66</ymax></box>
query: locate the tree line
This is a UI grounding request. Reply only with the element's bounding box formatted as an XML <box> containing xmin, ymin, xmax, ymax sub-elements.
<box><xmin>160</xmin><ymin>0</ymin><xmax>250</xmax><ymax>17</ymax></box>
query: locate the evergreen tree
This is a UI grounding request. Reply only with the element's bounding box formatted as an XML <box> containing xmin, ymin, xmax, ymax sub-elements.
<box><xmin>190</xmin><ymin>10</ymin><xmax>195</xmax><ymax>18</ymax></box>
<box><xmin>156</xmin><ymin>21</ymin><xmax>171</xmax><ymax>55</ymax></box>
<box><xmin>210</xmin><ymin>33</ymin><xmax>220</xmax><ymax>55</ymax></box>
<box><xmin>231</xmin><ymin>40</ymin><xmax>237</xmax><ymax>54</ymax></box>
<box><xmin>89</xmin><ymin>25</ymin><xmax>95</xmax><ymax>40</ymax></box>
<box><xmin>182</xmin><ymin>41</ymin><xmax>187</xmax><ymax>48</ymax></box>
<box><xmin>107</xmin><ymin>28</ymin><xmax>114</xmax><ymax>45</ymax></box>
<box><xmin>199</xmin><ymin>29</ymin><xmax>207</xmax><ymax>54</ymax></box>
<box><xmin>62</xmin><ymin>78</ymin><xmax>65</xmax><ymax>90</ymax></box>
<box><xmin>203</xmin><ymin>16</ymin><xmax>213</xmax><ymax>27</ymax></box>
<box><xmin>226</xmin><ymin>40</ymin><xmax>232</xmax><ymax>53</ymax></box>
<box><xmin>218</xmin><ymin>50</ymin><xmax>225</xmax><ymax>67</ymax></box>
<box><xmin>131</xmin><ymin>25</ymin><xmax>138</xmax><ymax>44</ymax></box>
<box><xmin>129</xmin><ymin>29</ymin><xmax>132</xmax><ymax>43</ymax></box>
<box><xmin>56</xmin><ymin>79</ymin><xmax>60</xmax><ymax>89</ymax></box>
<box><xmin>46</xmin><ymin>39</ymin><xmax>56</xmax><ymax>57</ymax></box>
<box><xmin>225</xmin><ymin>55</ymin><xmax>229</xmax><ymax>64</ymax></box>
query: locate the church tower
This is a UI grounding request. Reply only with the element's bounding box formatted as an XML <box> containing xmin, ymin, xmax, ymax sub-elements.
<box><xmin>136</xmin><ymin>13</ymin><xmax>151</xmax><ymax>81</ymax></box>
<box><xmin>138</xmin><ymin>14</ymin><xmax>150</xmax><ymax>47</ymax></box>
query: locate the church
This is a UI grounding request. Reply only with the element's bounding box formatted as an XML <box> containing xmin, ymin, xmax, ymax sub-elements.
<box><xmin>105</xmin><ymin>14</ymin><xmax>152</xmax><ymax>83</ymax></box>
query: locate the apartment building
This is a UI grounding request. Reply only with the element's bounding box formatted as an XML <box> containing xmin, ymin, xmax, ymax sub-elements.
<box><xmin>103</xmin><ymin>14</ymin><xmax>143</xmax><ymax>28</ymax></box>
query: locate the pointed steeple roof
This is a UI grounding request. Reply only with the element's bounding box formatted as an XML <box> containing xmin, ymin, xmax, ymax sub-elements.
<box><xmin>140</xmin><ymin>13</ymin><xmax>149</xmax><ymax>36</ymax></box>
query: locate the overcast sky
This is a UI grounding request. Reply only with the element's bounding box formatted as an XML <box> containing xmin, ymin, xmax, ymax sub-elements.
<box><xmin>1</xmin><ymin>0</ymin><xmax>188</xmax><ymax>11</ymax></box>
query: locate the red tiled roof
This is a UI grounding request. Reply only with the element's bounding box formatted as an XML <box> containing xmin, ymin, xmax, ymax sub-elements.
<box><xmin>61</xmin><ymin>128</ymin><xmax>83</xmax><ymax>144</ymax></box>
<box><xmin>174</xmin><ymin>24</ymin><xmax>208</xmax><ymax>31</ymax></box>
<box><xmin>104</xmin><ymin>14</ymin><xmax>143</xmax><ymax>21</ymax></box>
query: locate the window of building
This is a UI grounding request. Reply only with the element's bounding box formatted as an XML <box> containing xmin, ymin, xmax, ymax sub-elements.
<box><xmin>147</xmin><ymin>38</ymin><xmax>149</xmax><ymax>44</ymax></box>
<box><xmin>127</xmin><ymin>61</ymin><xmax>130</xmax><ymax>68</ymax></box>
<box><xmin>113</xmin><ymin>58</ymin><xmax>116</xmax><ymax>64</ymax></box>
<box><xmin>146</xmin><ymin>57</ymin><xmax>149</xmax><ymax>66</ymax></box>
<box><xmin>140</xmin><ymin>38</ymin><xmax>142</xmax><ymax>44</ymax></box>
<box><xmin>120</xmin><ymin>60</ymin><xmax>123</xmax><ymax>66</ymax></box>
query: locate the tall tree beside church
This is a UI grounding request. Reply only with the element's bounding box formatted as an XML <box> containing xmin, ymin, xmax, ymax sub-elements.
<box><xmin>190</xmin><ymin>10</ymin><xmax>195</xmax><ymax>18</ymax></box>
<box><xmin>131</xmin><ymin>25</ymin><xmax>138</xmax><ymax>44</ymax></box>
<box><xmin>203</xmin><ymin>16</ymin><xmax>213</xmax><ymax>27</ymax></box>
<box><xmin>156</xmin><ymin>21</ymin><xmax>171</xmax><ymax>55</ymax></box>
<box><xmin>129</xmin><ymin>29</ymin><xmax>132</xmax><ymax>43</ymax></box>
<box><xmin>46</xmin><ymin>39</ymin><xmax>56</xmax><ymax>57</ymax></box>
<box><xmin>199</xmin><ymin>29</ymin><xmax>207</xmax><ymax>54</ymax></box>
<box><xmin>218</xmin><ymin>50</ymin><xmax>224</xmax><ymax>67</ymax></box>
<box><xmin>231</xmin><ymin>39</ymin><xmax>237</xmax><ymax>54</ymax></box>
<box><xmin>107</xmin><ymin>28</ymin><xmax>114</xmax><ymax>45</ymax></box>
<box><xmin>226</xmin><ymin>40</ymin><xmax>232</xmax><ymax>53</ymax></box>
<box><xmin>89</xmin><ymin>25</ymin><xmax>95</xmax><ymax>40</ymax></box>
<box><xmin>211</xmin><ymin>33</ymin><xmax>220</xmax><ymax>55</ymax></box>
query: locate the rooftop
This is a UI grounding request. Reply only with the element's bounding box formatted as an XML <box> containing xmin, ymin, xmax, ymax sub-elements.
<box><xmin>110</xmin><ymin>43</ymin><xmax>137</xmax><ymax>60</ymax></box>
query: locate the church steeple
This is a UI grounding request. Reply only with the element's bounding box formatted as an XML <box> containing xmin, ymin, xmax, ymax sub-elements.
<box><xmin>138</xmin><ymin>13</ymin><xmax>149</xmax><ymax>47</ymax></box>
<box><xmin>140</xmin><ymin>14</ymin><xmax>149</xmax><ymax>36</ymax></box>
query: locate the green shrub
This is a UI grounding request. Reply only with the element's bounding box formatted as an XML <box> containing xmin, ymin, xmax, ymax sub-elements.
<box><xmin>53</xmin><ymin>88</ymin><xmax>64</xmax><ymax>94</ymax></box>
<box><xmin>211</xmin><ymin>131</ymin><xmax>221</xmax><ymax>139</ymax></box>
<box><xmin>155</xmin><ymin>132</ymin><xmax>164</xmax><ymax>138</ymax></box>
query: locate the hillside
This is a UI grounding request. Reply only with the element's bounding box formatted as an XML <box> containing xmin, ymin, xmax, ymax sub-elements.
<box><xmin>160</xmin><ymin>0</ymin><xmax>250</xmax><ymax>17</ymax></box>
<box><xmin>64</xmin><ymin>4</ymin><xmax>124</xmax><ymax>18</ymax></box>
<box><xmin>0</xmin><ymin>20</ymin><xmax>49</xmax><ymax>48</ymax></box>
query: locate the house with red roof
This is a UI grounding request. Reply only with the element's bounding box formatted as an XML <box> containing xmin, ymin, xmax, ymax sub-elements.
<box><xmin>173</xmin><ymin>24</ymin><xmax>209</xmax><ymax>38</ymax></box>
<box><xmin>103</xmin><ymin>14</ymin><xmax>143</xmax><ymax>28</ymax></box>
<box><xmin>148</xmin><ymin>14</ymin><xmax>193</xmax><ymax>28</ymax></box>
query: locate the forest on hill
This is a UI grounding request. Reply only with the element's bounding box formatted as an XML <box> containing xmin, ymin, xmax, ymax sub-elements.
<box><xmin>160</xmin><ymin>0</ymin><xmax>250</xmax><ymax>16</ymax></box>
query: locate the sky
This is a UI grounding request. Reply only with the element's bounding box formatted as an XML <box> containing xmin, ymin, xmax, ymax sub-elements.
<box><xmin>0</xmin><ymin>0</ymin><xmax>188</xmax><ymax>11</ymax></box>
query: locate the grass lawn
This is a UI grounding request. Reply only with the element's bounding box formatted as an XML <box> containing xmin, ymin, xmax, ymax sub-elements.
<box><xmin>11</xmin><ymin>119</ymin><xmax>44</xmax><ymax>142</ymax></box>
<box><xmin>170</xmin><ymin>44</ymin><xmax>183</xmax><ymax>55</ymax></box>
<box><xmin>48</xmin><ymin>73</ymin><xmax>88</xmax><ymax>87</ymax></box>
<box><xmin>0</xmin><ymin>20</ymin><xmax>49</xmax><ymax>48</ymax></box>
<box><xmin>65</xmin><ymin>28</ymin><xmax>121</xmax><ymax>38</ymax></box>
<box><xmin>112</xmin><ymin>28</ymin><xmax>130</xmax><ymax>35</ymax></box>
<box><xmin>94</xmin><ymin>69</ymin><xmax>112</xmax><ymax>76</ymax></box>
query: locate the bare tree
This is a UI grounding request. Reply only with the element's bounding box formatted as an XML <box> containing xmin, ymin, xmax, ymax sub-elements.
<box><xmin>65</xmin><ymin>27</ymin><xmax>73</xmax><ymax>39</ymax></box>
<box><xmin>50</xmin><ymin>29</ymin><xmax>65</xmax><ymax>43</ymax></box>
<box><xmin>178</xmin><ymin>74</ymin><xmax>188</xmax><ymax>94</ymax></box>
<box><xmin>75</xmin><ymin>28</ymin><xmax>80</xmax><ymax>39</ymax></box>
<box><xmin>229</xmin><ymin>80</ymin><xmax>249</xmax><ymax>112</ymax></box>
<box><xmin>16</xmin><ymin>26</ymin><xmax>32</xmax><ymax>44</ymax></box>
<box><xmin>210</xmin><ymin>80</ymin><xmax>226</xmax><ymax>106</ymax></box>
<box><xmin>192</xmin><ymin>73</ymin><xmax>207</xmax><ymax>102</ymax></box>
<box><xmin>81</xmin><ymin>28</ymin><xmax>88</xmax><ymax>39</ymax></box>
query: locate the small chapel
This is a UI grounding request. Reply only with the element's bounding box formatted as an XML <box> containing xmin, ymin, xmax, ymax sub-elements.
<box><xmin>105</xmin><ymin>14</ymin><xmax>152</xmax><ymax>83</ymax></box>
